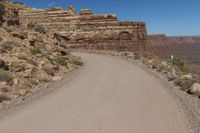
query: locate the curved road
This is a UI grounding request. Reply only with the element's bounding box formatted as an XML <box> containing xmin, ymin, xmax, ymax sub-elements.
<box><xmin>0</xmin><ymin>53</ymin><xmax>190</xmax><ymax>133</ymax></box>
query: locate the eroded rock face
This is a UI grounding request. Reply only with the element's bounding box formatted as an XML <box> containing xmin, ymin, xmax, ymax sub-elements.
<box><xmin>19</xmin><ymin>6</ymin><xmax>147</xmax><ymax>51</ymax></box>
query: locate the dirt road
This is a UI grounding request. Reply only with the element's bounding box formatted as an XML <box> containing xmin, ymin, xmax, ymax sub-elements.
<box><xmin>0</xmin><ymin>53</ymin><xmax>191</xmax><ymax>133</ymax></box>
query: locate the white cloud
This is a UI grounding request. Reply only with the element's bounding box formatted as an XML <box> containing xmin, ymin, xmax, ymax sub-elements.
<box><xmin>48</xmin><ymin>2</ymin><xmax>58</xmax><ymax>7</ymax></box>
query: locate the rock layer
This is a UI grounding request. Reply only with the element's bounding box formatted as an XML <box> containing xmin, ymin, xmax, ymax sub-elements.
<box><xmin>19</xmin><ymin>6</ymin><xmax>147</xmax><ymax>51</ymax></box>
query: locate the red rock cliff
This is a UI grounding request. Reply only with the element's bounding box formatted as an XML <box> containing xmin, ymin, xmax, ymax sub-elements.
<box><xmin>19</xmin><ymin>6</ymin><xmax>147</xmax><ymax>51</ymax></box>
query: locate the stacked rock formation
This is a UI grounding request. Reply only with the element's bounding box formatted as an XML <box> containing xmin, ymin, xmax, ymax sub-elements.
<box><xmin>19</xmin><ymin>6</ymin><xmax>147</xmax><ymax>51</ymax></box>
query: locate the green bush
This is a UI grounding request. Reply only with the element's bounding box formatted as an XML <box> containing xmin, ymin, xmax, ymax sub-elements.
<box><xmin>0</xmin><ymin>69</ymin><xmax>13</xmax><ymax>82</ymax></box>
<box><xmin>173</xmin><ymin>58</ymin><xmax>189</xmax><ymax>73</ymax></box>
<box><xmin>60</xmin><ymin>42</ymin><xmax>67</xmax><ymax>49</ymax></box>
<box><xmin>54</xmin><ymin>56</ymin><xmax>69</xmax><ymax>66</ymax></box>
<box><xmin>0</xmin><ymin>2</ymin><xmax>4</xmax><ymax>8</ymax></box>
<box><xmin>30</xmin><ymin>47</ymin><xmax>42</xmax><ymax>55</ymax></box>
<box><xmin>71</xmin><ymin>57</ymin><xmax>83</xmax><ymax>66</ymax></box>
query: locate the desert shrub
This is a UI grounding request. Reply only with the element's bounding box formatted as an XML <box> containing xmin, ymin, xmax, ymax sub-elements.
<box><xmin>29</xmin><ymin>78</ymin><xmax>38</xmax><ymax>85</ymax></box>
<box><xmin>34</xmin><ymin>24</ymin><xmax>46</xmax><ymax>34</ymax></box>
<box><xmin>39</xmin><ymin>77</ymin><xmax>50</xmax><ymax>83</ymax></box>
<box><xmin>18</xmin><ymin>54</ymin><xmax>28</xmax><ymax>60</ymax></box>
<box><xmin>43</xmin><ymin>54</ymin><xmax>54</xmax><ymax>64</ymax></box>
<box><xmin>30</xmin><ymin>47</ymin><xmax>42</xmax><ymax>55</ymax></box>
<box><xmin>0</xmin><ymin>69</ymin><xmax>13</xmax><ymax>82</ymax></box>
<box><xmin>70</xmin><ymin>57</ymin><xmax>83</xmax><ymax>66</ymax></box>
<box><xmin>122</xmin><ymin>52</ymin><xmax>128</xmax><ymax>56</ymax></box>
<box><xmin>0</xmin><ymin>3</ymin><xmax>4</xmax><ymax>8</ymax></box>
<box><xmin>134</xmin><ymin>52</ymin><xmax>140</xmax><ymax>60</ymax></box>
<box><xmin>27</xmin><ymin>22</ymin><xmax>36</xmax><ymax>30</ymax></box>
<box><xmin>173</xmin><ymin>58</ymin><xmax>189</xmax><ymax>73</ymax></box>
<box><xmin>0</xmin><ymin>86</ymin><xmax>10</xmax><ymax>92</ymax></box>
<box><xmin>27</xmin><ymin>22</ymin><xmax>46</xmax><ymax>34</ymax></box>
<box><xmin>0</xmin><ymin>41</ymin><xmax>15</xmax><ymax>53</ymax></box>
<box><xmin>11</xmin><ymin>62</ymin><xmax>26</xmax><ymax>72</ymax></box>
<box><xmin>54</xmin><ymin>56</ymin><xmax>69</xmax><ymax>66</ymax></box>
<box><xmin>174</xmin><ymin>78</ymin><xmax>194</xmax><ymax>91</ymax></box>
<box><xmin>2</xmin><ymin>23</ymin><xmax>15</xmax><ymax>32</ymax></box>
<box><xmin>42</xmin><ymin>65</ymin><xmax>56</xmax><ymax>76</ymax></box>
<box><xmin>60</xmin><ymin>42</ymin><xmax>67</xmax><ymax>49</ymax></box>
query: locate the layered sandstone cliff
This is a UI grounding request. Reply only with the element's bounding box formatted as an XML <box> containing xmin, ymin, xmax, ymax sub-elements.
<box><xmin>19</xmin><ymin>6</ymin><xmax>147</xmax><ymax>51</ymax></box>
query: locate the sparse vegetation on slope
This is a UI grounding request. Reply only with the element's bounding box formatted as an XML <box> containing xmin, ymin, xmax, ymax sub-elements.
<box><xmin>0</xmin><ymin>2</ymin><xmax>83</xmax><ymax>108</ymax></box>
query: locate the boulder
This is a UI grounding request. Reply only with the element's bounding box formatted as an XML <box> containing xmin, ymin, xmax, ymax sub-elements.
<box><xmin>60</xmin><ymin>50</ymin><xmax>70</xmax><ymax>56</ymax></box>
<box><xmin>10</xmin><ymin>32</ymin><xmax>27</xmax><ymax>40</ymax></box>
<box><xmin>181</xmin><ymin>74</ymin><xmax>193</xmax><ymax>80</ymax></box>
<box><xmin>23</xmin><ymin>68</ymin><xmax>34</xmax><ymax>78</ymax></box>
<box><xmin>13</xmin><ymin>78</ymin><xmax>19</xmax><ymax>85</ymax></box>
<box><xmin>0</xmin><ymin>94</ymin><xmax>11</xmax><ymax>102</ymax></box>
<box><xmin>161</xmin><ymin>61</ymin><xmax>168</xmax><ymax>67</ymax></box>
<box><xmin>52</xmin><ymin>76</ymin><xmax>62</xmax><ymax>81</ymax></box>
<box><xmin>0</xmin><ymin>81</ymin><xmax>7</xmax><ymax>86</ymax></box>
<box><xmin>191</xmin><ymin>83</ymin><xmax>200</xmax><ymax>94</ymax></box>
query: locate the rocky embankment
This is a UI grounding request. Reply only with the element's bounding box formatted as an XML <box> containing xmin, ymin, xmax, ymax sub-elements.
<box><xmin>0</xmin><ymin>2</ymin><xmax>83</xmax><ymax>110</ymax></box>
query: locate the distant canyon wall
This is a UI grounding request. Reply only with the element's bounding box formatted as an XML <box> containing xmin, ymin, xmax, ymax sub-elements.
<box><xmin>147</xmin><ymin>35</ymin><xmax>200</xmax><ymax>68</ymax></box>
<box><xmin>148</xmin><ymin>34</ymin><xmax>200</xmax><ymax>46</ymax></box>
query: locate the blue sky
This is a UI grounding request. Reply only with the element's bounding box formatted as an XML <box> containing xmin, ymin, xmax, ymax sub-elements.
<box><xmin>15</xmin><ymin>0</ymin><xmax>200</xmax><ymax>36</ymax></box>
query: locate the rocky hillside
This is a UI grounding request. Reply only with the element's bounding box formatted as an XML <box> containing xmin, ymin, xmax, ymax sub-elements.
<box><xmin>0</xmin><ymin>2</ymin><xmax>83</xmax><ymax>107</ymax></box>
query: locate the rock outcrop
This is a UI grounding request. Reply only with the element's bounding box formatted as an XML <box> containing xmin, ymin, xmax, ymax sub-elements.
<box><xmin>19</xmin><ymin>6</ymin><xmax>147</xmax><ymax>51</ymax></box>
